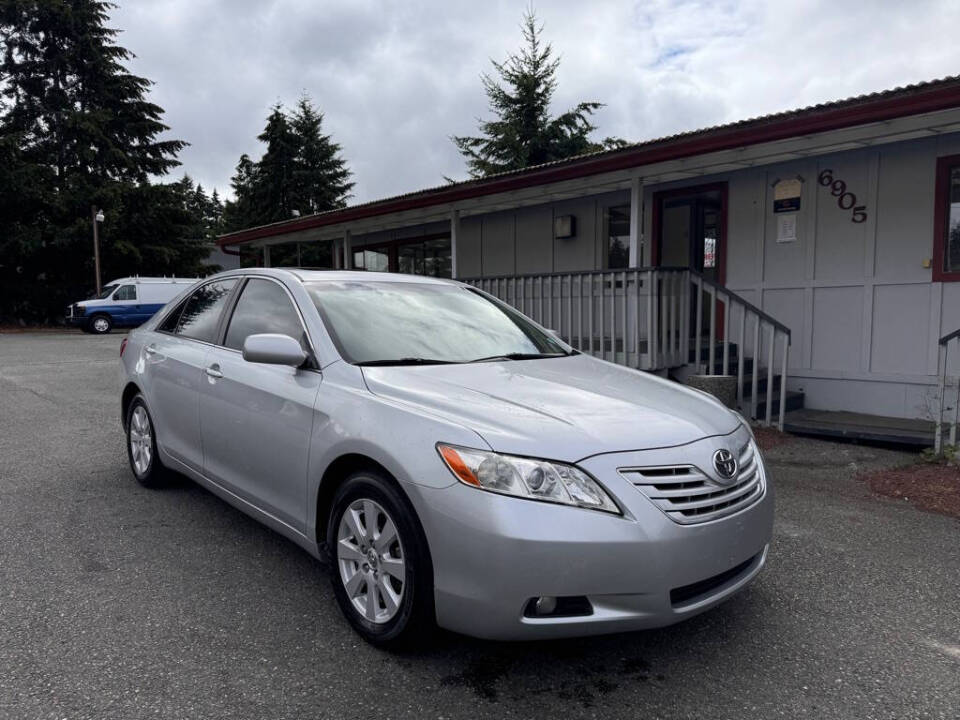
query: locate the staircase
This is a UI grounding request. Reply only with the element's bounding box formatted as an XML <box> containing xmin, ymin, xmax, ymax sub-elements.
<box><xmin>677</xmin><ymin>341</ymin><xmax>804</xmax><ymax>421</ymax></box>
<box><xmin>463</xmin><ymin>267</ymin><xmax>798</xmax><ymax>430</ymax></box>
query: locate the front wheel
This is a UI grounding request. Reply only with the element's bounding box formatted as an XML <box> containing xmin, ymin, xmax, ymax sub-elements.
<box><xmin>327</xmin><ymin>472</ymin><xmax>434</xmax><ymax>647</ymax></box>
<box><xmin>125</xmin><ymin>395</ymin><xmax>167</xmax><ymax>488</ymax></box>
<box><xmin>88</xmin><ymin>314</ymin><xmax>113</xmax><ymax>334</ymax></box>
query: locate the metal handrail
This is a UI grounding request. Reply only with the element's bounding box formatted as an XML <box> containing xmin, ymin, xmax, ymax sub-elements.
<box><xmin>935</xmin><ymin>327</ymin><xmax>960</xmax><ymax>453</ymax></box>
<box><xmin>693</xmin><ymin>271</ymin><xmax>792</xmax><ymax>338</ymax></box>
<box><xmin>940</xmin><ymin>328</ymin><xmax>960</xmax><ymax>346</ymax></box>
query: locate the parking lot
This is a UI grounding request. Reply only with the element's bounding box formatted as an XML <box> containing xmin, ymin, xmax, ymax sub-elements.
<box><xmin>1</xmin><ymin>332</ymin><xmax>958</xmax><ymax>720</ymax></box>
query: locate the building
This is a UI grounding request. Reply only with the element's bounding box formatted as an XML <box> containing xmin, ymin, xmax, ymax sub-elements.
<box><xmin>218</xmin><ymin>76</ymin><xmax>960</xmax><ymax>444</ymax></box>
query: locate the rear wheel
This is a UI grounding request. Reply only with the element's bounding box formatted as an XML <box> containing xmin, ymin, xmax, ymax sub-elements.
<box><xmin>88</xmin><ymin>314</ymin><xmax>112</xmax><ymax>334</ymax></box>
<box><xmin>328</xmin><ymin>471</ymin><xmax>434</xmax><ymax>647</ymax></box>
<box><xmin>125</xmin><ymin>395</ymin><xmax>167</xmax><ymax>488</ymax></box>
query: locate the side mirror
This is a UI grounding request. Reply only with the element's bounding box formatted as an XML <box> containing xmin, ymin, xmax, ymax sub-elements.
<box><xmin>242</xmin><ymin>333</ymin><xmax>307</xmax><ymax>367</ymax></box>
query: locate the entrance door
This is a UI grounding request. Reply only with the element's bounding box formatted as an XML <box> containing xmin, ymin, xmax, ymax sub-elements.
<box><xmin>653</xmin><ymin>183</ymin><xmax>728</xmax><ymax>345</ymax></box>
<box><xmin>653</xmin><ymin>184</ymin><xmax>725</xmax><ymax>280</ymax></box>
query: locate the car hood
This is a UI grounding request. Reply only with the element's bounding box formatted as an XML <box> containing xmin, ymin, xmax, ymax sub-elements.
<box><xmin>361</xmin><ymin>354</ymin><xmax>741</xmax><ymax>462</ymax></box>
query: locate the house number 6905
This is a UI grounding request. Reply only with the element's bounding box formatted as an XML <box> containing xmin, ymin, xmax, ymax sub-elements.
<box><xmin>818</xmin><ymin>169</ymin><xmax>867</xmax><ymax>223</ymax></box>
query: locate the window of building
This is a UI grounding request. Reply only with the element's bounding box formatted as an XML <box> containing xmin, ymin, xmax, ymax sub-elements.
<box><xmin>174</xmin><ymin>279</ymin><xmax>237</xmax><ymax>343</ymax></box>
<box><xmin>114</xmin><ymin>284</ymin><xmax>137</xmax><ymax>301</ymax></box>
<box><xmin>606</xmin><ymin>205</ymin><xmax>631</xmax><ymax>269</ymax></box>
<box><xmin>935</xmin><ymin>155</ymin><xmax>960</xmax><ymax>281</ymax></box>
<box><xmin>225</xmin><ymin>278</ymin><xmax>307</xmax><ymax>351</ymax></box>
<box><xmin>351</xmin><ymin>235</ymin><xmax>452</xmax><ymax>277</ymax></box>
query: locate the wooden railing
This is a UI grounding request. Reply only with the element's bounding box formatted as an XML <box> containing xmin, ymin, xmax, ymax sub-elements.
<box><xmin>464</xmin><ymin>267</ymin><xmax>792</xmax><ymax>430</ymax></box>
<box><xmin>935</xmin><ymin>327</ymin><xmax>960</xmax><ymax>453</ymax></box>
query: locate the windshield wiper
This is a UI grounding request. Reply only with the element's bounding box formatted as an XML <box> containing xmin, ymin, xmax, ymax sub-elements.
<box><xmin>468</xmin><ymin>352</ymin><xmax>570</xmax><ymax>363</ymax></box>
<box><xmin>356</xmin><ymin>357</ymin><xmax>459</xmax><ymax>367</ymax></box>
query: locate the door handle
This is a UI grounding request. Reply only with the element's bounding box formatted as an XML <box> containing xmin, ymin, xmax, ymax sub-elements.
<box><xmin>205</xmin><ymin>365</ymin><xmax>223</xmax><ymax>379</ymax></box>
<box><xmin>144</xmin><ymin>345</ymin><xmax>157</xmax><ymax>355</ymax></box>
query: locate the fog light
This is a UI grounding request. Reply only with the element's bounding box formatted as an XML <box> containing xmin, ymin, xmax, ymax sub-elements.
<box><xmin>535</xmin><ymin>596</ymin><xmax>557</xmax><ymax>615</ymax></box>
<box><xmin>523</xmin><ymin>595</ymin><xmax>593</xmax><ymax>618</ymax></box>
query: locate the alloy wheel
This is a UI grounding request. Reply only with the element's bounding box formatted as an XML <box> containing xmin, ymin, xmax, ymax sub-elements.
<box><xmin>129</xmin><ymin>405</ymin><xmax>153</xmax><ymax>475</ymax></box>
<box><xmin>336</xmin><ymin>498</ymin><xmax>406</xmax><ymax>624</ymax></box>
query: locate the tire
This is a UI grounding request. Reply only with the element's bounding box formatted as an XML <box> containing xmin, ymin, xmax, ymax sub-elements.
<box><xmin>125</xmin><ymin>394</ymin><xmax>167</xmax><ymax>488</ymax></box>
<box><xmin>88</xmin><ymin>314</ymin><xmax>113</xmax><ymax>334</ymax></box>
<box><xmin>327</xmin><ymin>471</ymin><xmax>434</xmax><ymax>647</ymax></box>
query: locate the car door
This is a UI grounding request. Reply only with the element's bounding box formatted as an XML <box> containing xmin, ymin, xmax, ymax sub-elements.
<box><xmin>143</xmin><ymin>278</ymin><xmax>238</xmax><ymax>473</ymax></box>
<box><xmin>112</xmin><ymin>284</ymin><xmax>139</xmax><ymax>326</ymax></box>
<box><xmin>198</xmin><ymin>277</ymin><xmax>321</xmax><ymax>533</ymax></box>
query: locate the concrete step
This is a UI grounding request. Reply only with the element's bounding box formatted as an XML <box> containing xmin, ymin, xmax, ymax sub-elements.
<box><xmin>754</xmin><ymin>390</ymin><xmax>805</xmax><ymax>419</ymax></box>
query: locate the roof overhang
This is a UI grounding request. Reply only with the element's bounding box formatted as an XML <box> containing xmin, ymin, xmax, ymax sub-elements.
<box><xmin>220</xmin><ymin>77</ymin><xmax>960</xmax><ymax>249</ymax></box>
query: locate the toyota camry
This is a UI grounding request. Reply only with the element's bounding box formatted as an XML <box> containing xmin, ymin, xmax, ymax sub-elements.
<box><xmin>119</xmin><ymin>269</ymin><xmax>773</xmax><ymax>646</ymax></box>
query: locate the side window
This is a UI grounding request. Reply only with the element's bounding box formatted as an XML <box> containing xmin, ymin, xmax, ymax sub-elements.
<box><xmin>158</xmin><ymin>298</ymin><xmax>187</xmax><ymax>333</ymax></box>
<box><xmin>175</xmin><ymin>279</ymin><xmax>238</xmax><ymax>342</ymax></box>
<box><xmin>225</xmin><ymin>279</ymin><xmax>307</xmax><ymax>351</ymax></box>
<box><xmin>114</xmin><ymin>284</ymin><xmax>137</xmax><ymax>301</ymax></box>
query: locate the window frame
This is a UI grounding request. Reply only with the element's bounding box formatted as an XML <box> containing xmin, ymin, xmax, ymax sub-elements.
<box><xmin>603</xmin><ymin>203</ymin><xmax>632</xmax><ymax>270</ymax></box>
<box><xmin>933</xmin><ymin>153</ymin><xmax>960</xmax><ymax>282</ymax></box>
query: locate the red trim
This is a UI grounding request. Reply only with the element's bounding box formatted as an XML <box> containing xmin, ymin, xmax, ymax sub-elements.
<box><xmin>933</xmin><ymin>153</ymin><xmax>960</xmax><ymax>282</ymax></box>
<box><xmin>220</xmin><ymin>79</ymin><xmax>960</xmax><ymax>248</ymax></box>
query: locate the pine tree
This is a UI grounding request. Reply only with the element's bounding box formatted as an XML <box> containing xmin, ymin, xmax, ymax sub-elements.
<box><xmin>452</xmin><ymin>11</ymin><xmax>626</xmax><ymax>179</ymax></box>
<box><xmin>290</xmin><ymin>96</ymin><xmax>353</xmax><ymax>214</ymax></box>
<box><xmin>249</xmin><ymin>104</ymin><xmax>299</xmax><ymax>225</ymax></box>
<box><xmin>0</xmin><ymin>0</ymin><xmax>193</xmax><ymax>322</ymax></box>
<box><xmin>223</xmin><ymin>97</ymin><xmax>353</xmax><ymax>233</ymax></box>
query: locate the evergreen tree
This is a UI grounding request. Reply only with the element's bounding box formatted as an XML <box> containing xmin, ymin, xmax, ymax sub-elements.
<box><xmin>452</xmin><ymin>11</ymin><xmax>626</xmax><ymax>179</ymax></box>
<box><xmin>223</xmin><ymin>97</ymin><xmax>353</xmax><ymax>233</ymax></box>
<box><xmin>249</xmin><ymin>104</ymin><xmax>298</xmax><ymax>225</ymax></box>
<box><xmin>290</xmin><ymin>96</ymin><xmax>353</xmax><ymax>214</ymax></box>
<box><xmin>0</xmin><ymin>0</ymin><xmax>201</xmax><ymax>322</ymax></box>
<box><xmin>222</xmin><ymin>153</ymin><xmax>257</xmax><ymax>231</ymax></box>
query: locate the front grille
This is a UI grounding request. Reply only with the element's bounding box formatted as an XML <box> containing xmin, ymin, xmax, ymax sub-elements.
<box><xmin>620</xmin><ymin>441</ymin><xmax>763</xmax><ymax>525</ymax></box>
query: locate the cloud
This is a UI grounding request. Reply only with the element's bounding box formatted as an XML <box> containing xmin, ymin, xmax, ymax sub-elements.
<box><xmin>110</xmin><ymin>0</ymin><xmax>960</xmax><ymax>203</ymax></box>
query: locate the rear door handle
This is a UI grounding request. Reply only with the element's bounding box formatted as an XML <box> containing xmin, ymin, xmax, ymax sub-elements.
<box><xmin>205</xmin><ymin>365</ymin><xmax>223</xmax><ymax>379</ymax></box>
<box><xmin>144</xmin><ymin>345</ymin><xmax>157</xmax><ymax>355</ymax></box>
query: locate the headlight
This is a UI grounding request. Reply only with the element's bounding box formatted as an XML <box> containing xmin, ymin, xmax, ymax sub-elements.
<box><xmin>437</xmin><ymin>444</ymin><xmax>620</xmax><ymax>514</ymax></box>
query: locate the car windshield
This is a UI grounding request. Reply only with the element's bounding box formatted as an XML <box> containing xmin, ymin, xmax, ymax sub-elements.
<box><xmin>306</xmin><ymin>280</ymin><xmax>570</xmax><ymax>365</ymax></box>
<box><xmin>94</xmin><ymin>284</ymin><xmax>118</xmax><ymax>299</ymax></box>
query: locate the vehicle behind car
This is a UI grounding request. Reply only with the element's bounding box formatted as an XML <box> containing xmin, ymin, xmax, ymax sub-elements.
<box><xmin>67</xmin><ymin>276</ymin><xmax>199</xmax><ymax>334</ymax></box>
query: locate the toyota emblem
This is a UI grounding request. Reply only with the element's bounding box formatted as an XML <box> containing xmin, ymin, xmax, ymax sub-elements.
<box><xmin>712</xmin><ymin>448</ymin><xmax>738</xmax><ymax>481</ymax></box>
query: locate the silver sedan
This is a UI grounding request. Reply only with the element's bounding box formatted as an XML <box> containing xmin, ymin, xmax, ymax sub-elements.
<box><xmin>119</xmin><ymin>269</ymin><xmax>773</xmax><ymax>646</ymax></box>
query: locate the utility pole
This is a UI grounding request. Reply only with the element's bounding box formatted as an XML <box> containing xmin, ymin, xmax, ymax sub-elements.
<box><xmin>92</xmin><ymin>206</ymin><xmax>103</xmax><ymax>295</ymax></box>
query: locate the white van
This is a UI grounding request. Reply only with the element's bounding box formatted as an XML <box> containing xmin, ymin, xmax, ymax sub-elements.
<box><xmin>66</xmin><ymin>277</ymin><xmax>199</xmax><ymax>334</ymax></box>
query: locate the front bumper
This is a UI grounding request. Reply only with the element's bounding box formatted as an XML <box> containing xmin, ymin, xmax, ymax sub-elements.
<box><xmin>411</xmin><ymin>427</ymin><xmax>774</xmax><ymax>640</ymax></box>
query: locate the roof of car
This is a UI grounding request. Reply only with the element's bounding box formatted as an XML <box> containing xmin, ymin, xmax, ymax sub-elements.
<box><xmin>268</xmin><ymin>269</ymin><xmax>460</xmax><ymax>286</ymax></box>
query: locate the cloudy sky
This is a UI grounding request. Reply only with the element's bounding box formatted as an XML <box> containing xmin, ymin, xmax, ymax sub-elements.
<box><xmin>111</xmin><ymin>0</ymin><xmax>960</xmax><ymax>204</ymax></box>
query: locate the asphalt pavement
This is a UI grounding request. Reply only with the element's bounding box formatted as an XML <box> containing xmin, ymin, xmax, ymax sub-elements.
<box><xmin>1</xmin><ymin>332</ymin><xmax>958</xmax><ymax>720</ymax></box>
